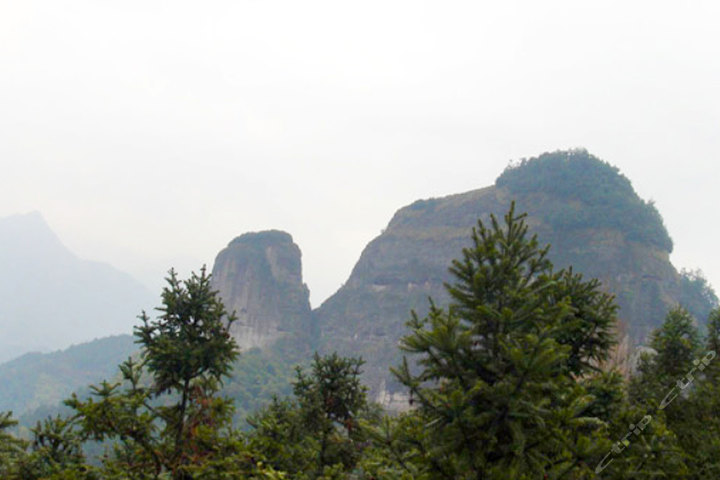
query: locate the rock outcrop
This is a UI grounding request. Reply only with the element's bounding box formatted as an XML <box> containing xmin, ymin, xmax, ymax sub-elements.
<box><xmin>211</xmin><ymin>230</ymin><xmax>313</xmax><ymax>352</ymax></box>
<box><xmin>314</xmin><ymin>150</ymin><xmax>716</xmax><ymax>405</ymax></box>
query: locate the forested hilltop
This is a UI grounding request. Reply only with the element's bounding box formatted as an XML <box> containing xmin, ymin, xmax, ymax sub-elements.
<box><xmin>496</xmin><ymin>150</ymin><xmax>672</xmax><ymax>250</ymax></box>
<box><xmin>316</xmin><ymin>149</ymin><xmax>716</xmax><ymax>404</ymax></box>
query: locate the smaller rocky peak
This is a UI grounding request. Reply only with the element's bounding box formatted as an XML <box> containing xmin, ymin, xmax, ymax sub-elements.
<box><xmin>211</xmin><ymin>230</ymin><xmax>312</xmax><ymax>352</ymax></box>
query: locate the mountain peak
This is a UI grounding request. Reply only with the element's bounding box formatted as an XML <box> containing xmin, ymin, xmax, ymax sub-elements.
<box><xmin>0</xmin><ymin>210</ymin><xmax>51</xmax><ymax>231</ymax></box>
<box><xmin>0</xmin><ymin>211</ymin><xmax>155</xmax><ymax>363</ymax></box>
<box><xmin>0</xmin><ymin>211</ymin><xmax>69</xmax><ymax>261</ymax></box>
<box><xmin>212</xmin><ymin>229</ymin><xmax>312</xmax><ymax>352</ymax></box>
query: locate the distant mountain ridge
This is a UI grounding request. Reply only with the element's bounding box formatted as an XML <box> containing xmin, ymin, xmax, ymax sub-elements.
<box><xmin>0</xmin><ymin>212</ymin><xmax>155</xmax><ymax>362</ymax></box>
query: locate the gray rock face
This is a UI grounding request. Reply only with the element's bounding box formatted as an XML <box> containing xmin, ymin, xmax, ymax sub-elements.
<box><xmin>313</xmin><ymin>152</ymin><xmax>716</xmax><ymax>406</ymax></box>
<box><xmin>210</xmin><ymin>230</ymin><xmax>312</xmax><ymax>352</ymax></box>
<box><xmin>210</xmin><ymin>152</ymin><xmax>716</xmax><ymax>409</ymax></box>
<box><xmin>314</xmin><ymin>186</ymin><xmax>504</xmax><ymax>405</ymax></box>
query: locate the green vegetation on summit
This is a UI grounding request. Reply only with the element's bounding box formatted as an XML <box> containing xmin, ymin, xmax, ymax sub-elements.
<box><xmin>497</xmin><ymin>150</ymin><xmax>672</xmax><ymax>250</ymax></box>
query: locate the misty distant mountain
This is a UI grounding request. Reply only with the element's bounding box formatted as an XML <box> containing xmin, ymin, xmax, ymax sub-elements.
<box><xmin>0</xmin><ymin>212</ymin><xmax>155</xmax><ymax>363</ymax></box>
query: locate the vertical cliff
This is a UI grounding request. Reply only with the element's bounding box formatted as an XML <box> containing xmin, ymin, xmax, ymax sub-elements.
<box><xmin>210</xmin><ymin>230</ymin><xmax>313</xmax><ymax>353</ymax></box>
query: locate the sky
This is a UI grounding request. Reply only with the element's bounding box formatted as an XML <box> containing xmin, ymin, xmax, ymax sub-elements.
<box><xmin>1</xmin><ymin>0</ymin><xmax>719</xmax><ymax>307</ymax></box>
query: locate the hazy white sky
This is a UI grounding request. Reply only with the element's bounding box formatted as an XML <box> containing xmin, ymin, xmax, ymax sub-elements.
<box><xmin>1</xmin><ymin>0</ymin><xmax>719</xmax><ymax>306</ymax></box>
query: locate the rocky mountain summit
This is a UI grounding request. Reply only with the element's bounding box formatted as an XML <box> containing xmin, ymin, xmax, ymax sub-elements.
<box><xmin>211</xmin><ymin>150</ymin><xmax>716</xmax><ymax>406</ymax></box>
<box><xmin>210</xmin><ymin>230</ymin><xmax>314</xmax><ymax>353</ymax></box>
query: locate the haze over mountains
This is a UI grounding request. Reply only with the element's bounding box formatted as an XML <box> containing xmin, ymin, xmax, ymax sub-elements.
<box><xmin>0</xmin><ymin>212</ymin><xmax>154</xmax><ymax>362</ymax></box>
<box><xmin>1</xmin><ymin>150</ymin><xmax>717</xmax><ymax>421</ymax></box>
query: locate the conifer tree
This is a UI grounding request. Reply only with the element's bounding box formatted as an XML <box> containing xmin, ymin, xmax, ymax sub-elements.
<box><xmin>389</xmin><ymin>204</ymin><xmax>617</xmax><ymax>479</ymax></box>
<box><xmin>703</xmin><ymin>308</ymin><xmax>720</xmax><ymax>384</ymax></box>
<box><xmin>294</xmin><ymin>353</ymin><xmax>367</xmax><ymax>475</ymax></box>
<box><xmin>673</xmin><ymin>307</ymin><xmax>720</xmax><ymax>478</ymax></box>
<box><xmin>626</xmin><ymin>307</ymin><xmax>706</xmax><ymax>478</ymax></box>
<box><xmin>9</xmin><ymin>415</ymin><xmax>96</xmax><ymax>480</ymax></box>
<box><xmin>66</xmin><ymin>267</ymin><xmax>278</xmax><ymax>480</ymax></box>
<box><xmin>248</xmin><ymin>352</ymin><xmax>373</xmax><ymax>479</ymax></box>
<box><xmin>629</xmin><ymin>306</ymin><xmax>701</xmax><ymax>409</ymax></box>
<box><xmin>0</xmin><ymin>412</ymin><xmax>25</xmax><ymax>478</ymax></box>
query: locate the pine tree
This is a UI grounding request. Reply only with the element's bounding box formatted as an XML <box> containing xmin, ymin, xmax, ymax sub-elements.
<box><xmin>629</xmin><ymin>306</ymin><xmax>701</xmax><ymax>409</ymax></box>
<box><xmin>294</xmin><ymin>353</ymin><xmax>367</xmax><ymax>476</ymax></box>
<box><xmin>248</xmin><ymin>352</ymin><xmax>373</xmax><ymax>479</ymax></box>
<box><xmin>703</xmin><ymin>308</ymin><xmax>720</xmax><ymax>384</ymax></box>
<box><xmin>0</xmin><ymin>412</ymin><xmax>26</xmax><ymax>478</ymax></box>
<box><xmin>647</xmin><ymin>306</ymin><xmax>700</xmax><ymax>380</ymax></box>
<box><xmin>627</xmin><ymin>307</ymin><xmax>705</xmax><ymax>478</ymax></box>
<box><xmin>586</xmin><ymin>371</ymin><xmax>688</xmax><ymax>479</ymax></box>
<box><xmin>389</xmin><ymin>204</ymin><xmax>617</xmax><ymax>479</ymax></box>
<box><xmin>673</xmin><ymin>307</ymin><xmax>720</xmax><ymax>478</ymax></box>
<box><xmin>67</xmin><ymin>267</ymin><xmax>247</xmax><ymax>480</ymax></box>
<box><xmin>16</xmin><ymin>415</ymin><xmax>95</xmax><ymax>480</ymax></box>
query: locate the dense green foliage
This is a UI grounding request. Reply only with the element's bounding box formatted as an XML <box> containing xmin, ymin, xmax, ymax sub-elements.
<box><xmin>223</xmin><ymin>349</ymin><xmax>297</xmax><ymax>425</ymax></box>
<box><xmin>627</xmin><ymin>306</ymin><xmax>720</xmax><ymax>478</ymax></box>
<box><xmin>496</xmin><ymin>150</ymin><xmax>673</xmax><ymax>251</ymax></box>
<box><xmin>247</xmin><ymin>353</ymin><xmax>378</xmax><ymax>479</ymax></box>
<box><xmin>0</xmin><ymin>412</ymin><xmax>26</xmax><ymax>477</ymax></box>
<box><xmin>0</xmin><ymin>269</ymin><xmax>283</xmax><ymax>479</ymax></box>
